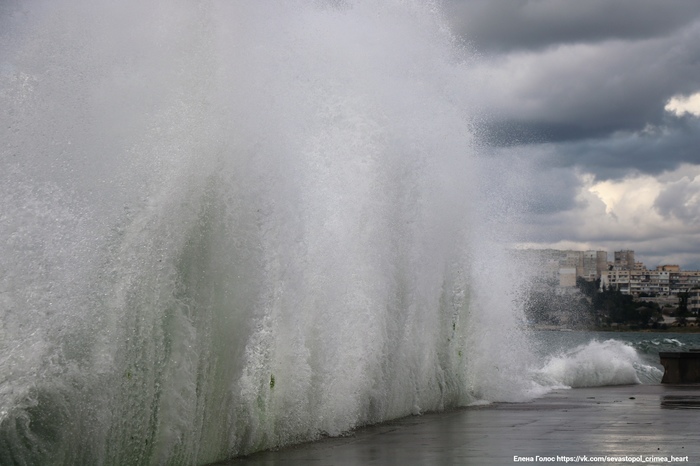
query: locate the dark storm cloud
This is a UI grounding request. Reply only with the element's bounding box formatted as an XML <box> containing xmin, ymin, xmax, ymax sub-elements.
<box><xmin>445</xmin><ymin>0</ymin><xmax>700</xmax><ymax>53</ymax></box>
<box><xmin>474</xmin><ymin>25</ymin><xmax>700</xmax><ymax>144</ymax></box>
<box><xmin>545</xmin><ymin>119</ymin><xmax>700</xmax><ymax>180</ymax></box>
<box><xmin>447</xmin><ymin>1</ymin><xmax>700</xmax><ymax>267</ymax></box>
<box><xmin>654</xmin><ymin>175</ymin><xmax>700</xmax><ymax>224</ymax></box>
<box><xmin>450</xmin><ymin>0</ymin><xmax>700</xmax><ymax>179</ymax></box>
<box><xmin>522</xmin><ymin>165</ymin><xmax>582</xmax><ymax>214</ymax></box>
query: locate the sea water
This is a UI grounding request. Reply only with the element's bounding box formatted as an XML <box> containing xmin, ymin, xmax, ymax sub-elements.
<box><xmin>533</xmin><ymin>331</ymin><xmax>699</xmax><ymax>388</ymax></box>
<box><xmin>0</xmin><ymin>1</ymin><xmax>680</xmax><ymax>465</ymax></box>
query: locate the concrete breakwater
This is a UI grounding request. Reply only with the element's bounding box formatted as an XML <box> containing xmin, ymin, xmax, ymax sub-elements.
<box><xmin>660</xmin><ymin>349</ymin><xmax>700</xmax><ymax>383</ymax></box>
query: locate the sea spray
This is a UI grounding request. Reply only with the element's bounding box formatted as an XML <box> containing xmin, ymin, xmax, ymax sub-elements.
<box><xmin>536</xmin><ymin>338</ymin><xmax>664</xmax><ymax>388</ymax></box>
<box><xmin>1</xmin><ymin>1</ymin><xmax>534</xmax><ymax>464</ymax></box>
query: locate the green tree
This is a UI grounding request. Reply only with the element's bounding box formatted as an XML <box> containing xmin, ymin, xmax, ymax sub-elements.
<box><xmin>676</xmin><ymin>291</ymin><xmax>691</xmax><ymax>325</ymax></box>
<box><xmin>576</xmin><ymin>277</ymin><xmax>600</xmax><ymax>299</ymax></box>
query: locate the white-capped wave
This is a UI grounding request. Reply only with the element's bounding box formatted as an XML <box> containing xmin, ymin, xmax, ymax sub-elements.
<box><xmin>536</xmin><ymin>339</ymin><xmax>663</xmax><ymax>388</ymax></box>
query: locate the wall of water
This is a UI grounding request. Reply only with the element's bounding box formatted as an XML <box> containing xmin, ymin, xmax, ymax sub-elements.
<box><xmin>0</xmin><ymin>1</ymin><xmax>534</xmax><ymax>464</ymax></box>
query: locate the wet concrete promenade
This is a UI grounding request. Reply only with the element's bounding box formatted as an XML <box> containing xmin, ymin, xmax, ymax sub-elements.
<box><xmin>214</xmin><ymin>384</ymin><xmax>700</xmax><ymax>466</ymax></box>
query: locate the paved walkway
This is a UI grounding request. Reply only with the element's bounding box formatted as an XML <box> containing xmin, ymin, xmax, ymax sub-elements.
<box><xmin>212</xmin><ymin>384</ymin><xmax>700</xmax><ymax>466</ymax></box>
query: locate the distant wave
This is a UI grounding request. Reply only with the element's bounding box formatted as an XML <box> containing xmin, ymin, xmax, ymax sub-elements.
<box><xmin>629</xmin><ymin>337</ymin><xmax>684</xmax><ymax>355</ymax></box>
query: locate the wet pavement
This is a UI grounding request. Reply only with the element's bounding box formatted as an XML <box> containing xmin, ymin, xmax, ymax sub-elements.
<box><xmin>212</xmin><ymin>384</ymin><xmax>700</xmax><ymax>466</ymax></box>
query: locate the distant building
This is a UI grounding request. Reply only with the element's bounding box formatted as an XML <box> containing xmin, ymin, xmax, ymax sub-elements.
<box><xmin>514</xmin><ymin>249</ymin><xmax>607</xmax><ymax>282</ymax></box>
<box><xmin>689</xmin><ymin>288</ymin><xmax>700</xmax><ymax>315</ymax></box>
<box><xmin>516</xmin><ymin>248</ymin><xmax>700</xmax><ymax>297</ymax></box>
<box><xmin>601</xmin><ymin>268</ymin><xmax>667</xmax><ymax>295</ymax></box>
<box><xmin>583</xmin><ymin>250</ymin><xmax>608</xmax><ymax>280</ymax></box>
<box><xmin>559</xmin><ymin>267</ymin><xmax>577</xmax><ymax>288</ymax></box>
<box><xmin>678</xmin><ymin>270</ymin><xmax>700</xmax><ymax>291</ymax></box>
<box><xmin>613</xmin><ymin>250</ymin><xmax>635</xmax><ymax>270</ymax></box>
<box><xmin>657</xmin><ymin>265</ymin><xmax>681</xmax><ymax>272</ymax></box>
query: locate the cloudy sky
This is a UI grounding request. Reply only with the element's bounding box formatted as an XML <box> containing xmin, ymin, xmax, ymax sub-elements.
<box><xmin>443</xmin><ymin>0</ymin><xmax>700</xmax><ymax>269</ymax></box>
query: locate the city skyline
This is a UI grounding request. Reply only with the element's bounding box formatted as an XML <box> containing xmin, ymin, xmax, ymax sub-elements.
<box><xmin>445</xmin><ymin>1</ymin><xmax>700</xmax><ymax>270</ymax></box>
<box><xmin>518</xmin><ymin>246</ymin><xmax>700</xmax><ymax>271</ymax></box>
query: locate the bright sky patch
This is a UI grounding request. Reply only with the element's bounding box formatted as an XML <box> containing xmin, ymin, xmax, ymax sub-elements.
<box><xmin>665</xmin><ymin>92</ymin><xmax>700</xmax><ymax>117</ymax></box>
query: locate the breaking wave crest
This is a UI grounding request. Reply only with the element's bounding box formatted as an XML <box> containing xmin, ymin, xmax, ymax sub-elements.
<box><xmin>536</xmin><ymin>339</ymin><xmax>663</xmax><ymax>389</ymax></box>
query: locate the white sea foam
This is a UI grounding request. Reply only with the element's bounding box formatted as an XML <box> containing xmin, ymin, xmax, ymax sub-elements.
<box><xmin>536</xmin><ymin>339</ymin><xmax>663</xmax><ymax>389</ymax></box>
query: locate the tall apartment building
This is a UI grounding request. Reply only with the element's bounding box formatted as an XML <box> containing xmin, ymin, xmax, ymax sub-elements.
<box><xmin>600</xmin><ymin>268</ymin><xmax>670</xmax><ymax>295</ymax></box>
<box><xmin>517</xmin><ymin>248</ymin><xmax>700</xmax><ymax>297</ymax></box>
<box><xmin>600</xmin><ymin>264</ymin><xmax>700</xmax><ymax>297</ymax></box>
<box><xmin>690</xmin><ymin>288</ymin><xmax>700</xmax><ymax>315</ymax></box>
<box><xmin>677</xmin><ymin>270</ymin><xmax>700</xmax><ymax>291</ymax></box>
<box><xmin>613</xmin><ymin>250</ymin><xmax>635</xmax><ymax>270</ymax></box>
<box><xmin>583</xmin><ymin>250</ymin><xmax>608</xmax><ymax>280</ymax></box>
<box><xmin>513</xmin><ymin>249</ymin><xmax>608</xmax><ymax>285</ymax></box>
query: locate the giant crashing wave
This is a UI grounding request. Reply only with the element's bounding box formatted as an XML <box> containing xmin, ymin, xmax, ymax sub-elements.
<box><xmin>0</xmin><ymin>1</ymin><xmax>539</xmax><ymax>464</ymax></box>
